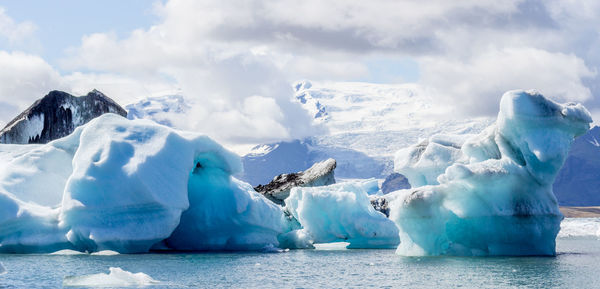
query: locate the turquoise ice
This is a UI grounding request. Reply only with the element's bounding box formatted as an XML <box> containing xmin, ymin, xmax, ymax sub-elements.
<box><xmin>391</xmin><ymin>90</ymin><xmax>592</xmax><ymax>256</ymax></box>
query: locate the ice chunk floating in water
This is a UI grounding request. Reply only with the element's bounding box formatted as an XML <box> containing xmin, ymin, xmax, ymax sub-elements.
<box><xmin>0</xmin><ymin>114</ymin><xmax>286</xmax><ymax>253</ymax></box>
<box><xmin>283</xmin><ymin>179</ymin><xmax>399</xmax><ymax>249</ymax></box>
<box><xmin>63</xmin><ymin>267</ymin><xmax>160</xmax><ymax>287</ymax></box>
<box><xmin>390</xmin><ymin>90</ymin><xmax>592</xmax><ymax>256</ymax></box>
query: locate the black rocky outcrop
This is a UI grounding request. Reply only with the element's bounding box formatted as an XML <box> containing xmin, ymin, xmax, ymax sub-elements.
<box><xmin>254</xmin><ymin>158</ymin><xmax>336</xmax><ymax>205</ymax></box>
<box><xmin>370</xmin><ymin>196</ymin><xmax>390</xmax><ymax>217</ymax></box>
<box><xmin>0</xmin><ymin>89</ymin><xmax>126</xmax><ymax>144</ymax></box>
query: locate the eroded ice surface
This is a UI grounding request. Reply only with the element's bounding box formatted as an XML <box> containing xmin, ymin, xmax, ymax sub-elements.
<box><xmin>390</xmin><ymin>90</ymin><xmax>592</xmax><ymax>256</ymax></box>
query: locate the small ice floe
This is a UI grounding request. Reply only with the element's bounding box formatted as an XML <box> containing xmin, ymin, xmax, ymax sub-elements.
<box><xmin>63</xmin><ymin>267</ymin><xmax>160</xmax><ymax>287</ymax></box>
<box><xmin>91</xmin><ymin>250</ymin><xmax>120</xmax><ymax>256</ymax></box>
<box><xmin>49</xmin><ymin>249</ymin><xmax>87</xmax><ymax>255</ymax></box>
<box><xmin>313</xmin><ymin>242</ymin><xmax>350</xmax><ymax>250</ymax></box>
<box><xmin>0</xmin><ymin>262</ymin><xmax>6</xmax><ymax>275</ymax></box>
<box><xmin>49</xmin><ymin>249</ymin><xmax>120</xmax><ymax>256</ymax></box>
<box><xmin>261</xmin><ymin>244</ymin><xmax>284</xmax><ymax>253</ymax></box>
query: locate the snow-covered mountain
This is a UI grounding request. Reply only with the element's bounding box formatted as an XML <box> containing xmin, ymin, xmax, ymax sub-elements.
<box><xmin>126</xmin><ymin>95</ymin><xmax>190</xmax><ymax>127</ymax></box>
<box><xmin>240</xmin><ymin>139</ymin><xmax>385</xmax><ymax>186</ymax></box>
<box><xmin>241</xmin><ymin>81</ymin><xmax>492</xmax><ymax>185</ymax></box>
<box><xmin>294</xmin><ymin>80</ymin><xmax>492</xmax><ymax>159</ymax></box>
<box><xmin>0</xmin><ymin>90</ymin><xmax>126</xmax><ymax>144</ymax></box>
<box><xmin>553</xmin><ymin>126</ymin><xmax>600</xmax><ymax>205</ymax></box>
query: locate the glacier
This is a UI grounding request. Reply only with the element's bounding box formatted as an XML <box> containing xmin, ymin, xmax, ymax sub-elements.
<box><xmin>0</xmin><ymin>114</ymin><xmax>287</xmax><ymax>253</ymax></box>
<box><xmin>239</xmin><ymin>81</ymin><xmax>492</xmax><ymax>185</ymax></box>
<box><xmin>390</xmin><ymin>90</ymin><xmax>592</xmax><ymax>256</ymax></box>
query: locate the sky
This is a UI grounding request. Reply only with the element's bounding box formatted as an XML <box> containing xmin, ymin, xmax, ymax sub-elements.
<box><xmin>0</xmin><ymin>0</ymin><xmax>599</xmax><ymax>147</ymax></box>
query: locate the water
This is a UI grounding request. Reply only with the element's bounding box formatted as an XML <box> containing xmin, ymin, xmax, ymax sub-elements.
<box><xmin>0</xmin><ymin>239</ymin><xmax>598</xmax><ymax>288</ymax></box>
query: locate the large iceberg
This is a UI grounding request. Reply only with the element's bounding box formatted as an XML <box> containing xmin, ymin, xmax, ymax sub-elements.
<box><xmin>0</xmin><ymin>114</ymin><xmax>287</xmax><ymax>253</ymax></box>
<box><xmin>390</xmin><ymin>90</ymin><xmax>592</xmax><ymax>256</ymax></box>
<box><xmin>282</xmin><ymin>179</ymin><xmax>399</xmax><ymax>249</ymax></box>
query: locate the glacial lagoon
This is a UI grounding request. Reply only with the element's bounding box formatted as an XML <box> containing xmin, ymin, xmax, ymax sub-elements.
<box><xmin>0</xmin><ymin>235</ymin><xmax>598</xmax><ymax>288</ymax></box>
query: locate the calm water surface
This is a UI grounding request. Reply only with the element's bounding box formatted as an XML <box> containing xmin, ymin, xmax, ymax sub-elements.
<box><xmin>0</xmin><ymin>239</ymin><xmax>598</xmax><ymax>288</ymax></box>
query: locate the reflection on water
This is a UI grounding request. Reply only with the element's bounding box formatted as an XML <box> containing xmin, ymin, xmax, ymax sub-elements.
<box><xmin>0</xmin><ymin>239</ymin><xmax>598</xmax><ymax>288</ymax></box>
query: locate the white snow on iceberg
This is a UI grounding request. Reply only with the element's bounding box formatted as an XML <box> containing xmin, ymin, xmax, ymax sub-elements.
<box><xmin>63</xmin><ymin>267</ymin><xmax>160</xmax><ymax>287</ymax></box>
<box><xmin>390</xmin><ymin>90</ymin><xmax>592</xmax><ymax>256</ymax></box>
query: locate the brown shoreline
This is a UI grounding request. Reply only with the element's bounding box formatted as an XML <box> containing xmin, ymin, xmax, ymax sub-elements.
<box><xmin>560</xmin><ymin>206</ymin><xmax>600</xmax><ymax>218</ymax></box>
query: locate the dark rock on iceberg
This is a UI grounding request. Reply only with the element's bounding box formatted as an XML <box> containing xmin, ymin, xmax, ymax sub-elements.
<box><xmin>370</xmin><ymin>196</ymin><xmax>390</xmax><ymax>218</ymax></box>
<box><xmin>381</xmin><ymin>173</ymin><xmax>411</xmax><ymax>194</ymax></box>
<box><xmin>0</xmin><ymin>89</ymin><xmax>126</xmax><ymax>144</ymax></box>
<box><xmin>254</xmin><ymin>158</ymin><xmax>336</xmax><ymax>205</ymax></box>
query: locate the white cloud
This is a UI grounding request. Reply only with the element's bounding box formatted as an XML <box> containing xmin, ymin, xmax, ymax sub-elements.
<box><xmin>0</xmin><ymin>7</ymin><xmax>36</xmax><ymax>46</ymax></box>
<box><xmin>4</xmin><ymin>0</ymin><xmax>600</xmax><ymax>143</ymax></box>
<box><xmin>0</xmin><ymin>51</ymin><xmax>64</xmax><ymax>120</ymax></box>
<box><xmin>60</xmin><ymin>0</ymin><xmax>599</xmax><ymax>102</ymax></box>
<box><xmin>419</xmin><ymin>47</ymin><xmax>596</xmax><ymax>115</ymax></box>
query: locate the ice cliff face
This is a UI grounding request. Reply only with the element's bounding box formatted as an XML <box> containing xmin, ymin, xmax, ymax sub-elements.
<box><xmin>390</xmin><ymin>90</ymin><xmax>592</xmax><ymax>256</ymax></box>
<box><xmin>0</xmin><ymin>90</ymin><xmax>127</xmax><ymax>144</ymax></box>
<box><xmin>254</xmin><ymin>158</ymin><xmax>336</xmax><ymax>205</ymax></box>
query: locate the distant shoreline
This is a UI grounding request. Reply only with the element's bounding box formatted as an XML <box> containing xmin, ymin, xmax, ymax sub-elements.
<box><xmin>560</xmin><ymin>207</ymin><xmax>600</xmax><ymax>218</ymax></box>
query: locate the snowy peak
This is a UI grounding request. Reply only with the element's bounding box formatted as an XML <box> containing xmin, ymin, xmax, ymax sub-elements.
<box><xmin>0</xmin><ymin>90</ymin><xmax>127</xmax><ymax>144</ymax></box>
<box><xmin>294</xmin><ymin>80</ymin><xmax>329</xmax><ymax>121</ymax></box>
<box><xmin>126</xmin><ymin>95</ymin><xmax>190</xmax><ymax>127</ymax></box>
<box><xmin>242</xmin><ymin>81</ymin><xmax>492</xmax><ymax>185</ymax></box>
<box><xmin>291</xmin><ymin>81</ymin><xmax>492</xmax><ymax>159</ymax></box>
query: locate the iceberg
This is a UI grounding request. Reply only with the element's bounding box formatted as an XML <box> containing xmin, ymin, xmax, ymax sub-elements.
<box><xmin>389</xmin><ymin>90</ymin><xmax>592</xmax><ymax>256</ymax></box>
<box><xmin>0</xmin><ymin>114</ymin><xmax>287</xmax><ymax>253</ymax></box>
<box><xmin>283</xmin><ymin>179</ymin><xmax>399</xmax><ymax>249</ymax></box>
<box><xmin>63</xmin><ymin>267</ymin><xmax>160</xmax><ymax>287</ymax></box>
